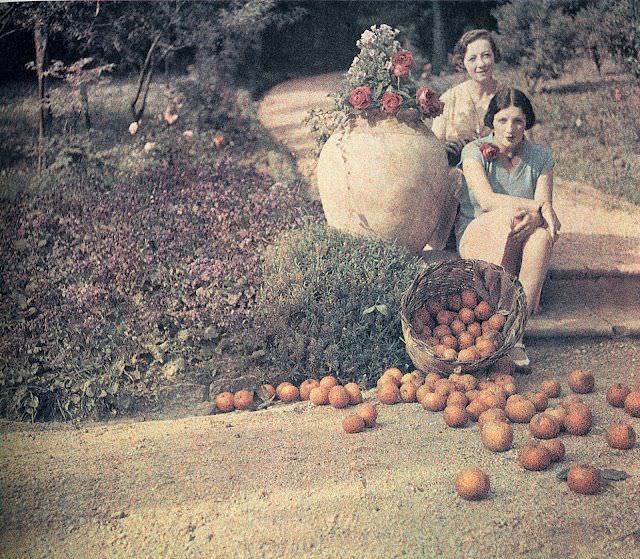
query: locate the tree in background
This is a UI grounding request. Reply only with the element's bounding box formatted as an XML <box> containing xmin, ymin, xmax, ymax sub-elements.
<box><xmin>492</xmin><ymin>0</ymin><xmax>577</xmax><ymax>92</ymax></box>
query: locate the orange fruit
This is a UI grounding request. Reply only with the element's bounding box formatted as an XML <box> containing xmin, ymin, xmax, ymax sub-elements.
<box><xmin>529</xmin><ymin>413</ymin><xmax>561</xmax><ymax>439</ymax></box>
<box><xmin>567</xmin><ymin>370</ymin><xmax>594</xmax><ymax>394</ymax></box>
<box><xmin>344</xmin><ymin>382</ymin><xmax>363</xmax><ymax>405</ymax></box>
<box><xmin>466</xmin><ymin>399</ymin><xmax>489</xmax><ymax>421</ymax></box>
<box><xmin>567</xmin><ymin>465</ymin><xmax>601</xmax><ymax>495</ymax></box>
<box><xmin>299</xmin><ymin>379</ymin><xmax>320</xmax><ymax>401</ymax></box>
<box><xmin>436</xmin><ymin>310</ymin><xmax>456</xmax><ymax>325</ymax></box>
<box><xmin>467</xmin><ymin>322</ymin><xmax>482</xmax><ymax>339</ymax></box>
<box><xmin>518</xmin><ymin>443</ymin><xmax>552</xmax><ymax>471</ymax></box>
<box><xmin>458</xmin><ymin>307</ymin><xmax>476</xmax><ymax>325</ymax></box>
<box><xmin>474</xmin><ymin>301</ymin><xmax>493</xmax><ymax>321</ymax></box>
<box><xmin>540</xmin><ymin>380</ymin><xmax>562</xmax><ymax>398</ymax></box>
<box><xmin>215</xmin><ymin>391</ymin><xmax>235</xmax><ymax>413</ymax></box>
<box><xmin>501</xmin><ymin>382</ymin><xmax>518</xmax><ymax>397</ymax></box>
<box><xmin>475</xmin><ymin>338</ymin><xmax>496</xmax><ymax>358</ymax></box>
<box><xmin>357</xmin><ymin>403</ymin><xmax>378</xmax><ymax>427</ymax></box>
<box><xmin>377</xmin><ymin>374</ymin><xmax>399</xmax><ymax>388</ymax></box>
<box><xmin>465</xmin><ymin>389</ymin><xmax>481</xmax><ymax>402</ymax></box>
<box><xmin>447</xmin><ymin>293</ymin><xmax>462</xmax><ymax>311</ymax></box>
<box><xmin>459</xmin><ymin>374</ymin><xmax>478</xmax><ymax>392</ymax></box>
<box><xmin>329</xmin><ymin>386</ymin><xmax>350</xmax><ymax>409</ymax></box>
<box><xmin>276</xmin><ymin>382</ymin><xmax>294</xmax><ymax>399</ymax></box>
<box><xmin>487</xmin><ymin>313</ymin><xmax>506</xmax><ymax>331</ymax></box>
<box><xmin>478</xmin><ymin>408</ymin><xmax>508</xmax><ymax>427</ymax></box>
<box><xmin>606</xmin><ymin>422</ymin><xmax>636</xmax><ymax>450</ymax></box>
<box><xmin>478</xmin><ymin>391</ymin><xmax>506</xmax><ymax>410</ymax></box>
<box><xmin>461</xmin><ymin>289</ymin><xmax>478</xmax><ymax>309</ymax></box>
<box><xmin>451</xmin><ymin>319</ymin><xmax>466</xmax><ymax>336</ymax></box>
<box><xmin>424</xmin><ymin>372</ymin><xmax>443</xmax><ymax>391</ymax></box>
<box><xmin>259</xmin><ymin>384</ymin><xmax>276</xmax><ymax>401</ymax></box>
<box><xmin>279</xmin><ymin>384</ymin><xmax>300</xmax><ymax>403</ymax></box>
<box><xmin>377</xmin><ymin>383</ymin><xmax>400</xmax><ymax>405</ymax></box>
<box><xmin>433</xmin><ymin>378</ymin><xmax>455</xmax><ymax>397</ymax></box>
<box><xmin>441</xmin><ymin>348</ymin><xmax>458</xmax><ymax>361</ymax></box>
<box><xmin>443</xmin><ymin>405</ymin><xmax>469</xmax><ymax>428</ymax></box>
<box><xmin>481</xmin><ymin>421</ymin><xmax>513</xmax><ymax>452</ymax></box>
<box><xmin>491</xmin><ymin>373</ymin><xmax>515</xmax><ymax>386</ymax></box>
<box><xmin>539</xmin><ymin>438</ymin><xmax>565</xmax><ymax>462</ymax></box>
<box><xmin>233</xmin><ymin>390</ymin><xmax>254</xmax><ymax>411</ymax></box>
<box><xmin>561</xmin><ymin>394</ymin><xmax>585</xmax><ymax>410</ymax></box>
<box><xmin>309</xmin><ymin>386</ymin><xmax>330</xmax><ymax>406</ymax></box>
<box><xmin>505</xmin><ymin>396</ymin><xmax>536</xmax><ymax>423</ymax></box>
<box><xmin>606</xmin><ymin>383</ymin><xmax>631</xmax><ymax>408</ymax></box>
<box><xmin>433</xmin><ymin>324</ymin><xmax>452</xmax><ymax>339</ymax></box>
<box><xmin>455</xmin><ymin>467</ymin><xmax>490</xmax><ymax>500</ymax></box>
<box><xmin>382</xmin><ymin>367</ymin><xmax>403</xmax><ymax>385</ymax></box>
<box><xmin>457</xmin><ymin>347</ymin><xmax>479</xmax><ymax>363</ymax></box>
<box><xmin>426</xmin><ymin>299</ymin><xmax>445</xmax><ymax>315</ymax></box>
<box><xmin>422</xmin><ymin>391</ymin><xmax>447</xmax><ymax>412</ymax></box>
<box><xmin>447</xmin><ymin>391</ymin><xmax>469</xmax><ymax>408</ymax></box>
<box><xmin>526</xmin><ymin>391</ymin><xmax>549</xmax><ymax>412</ymax></box>
<box><xmin>624</xmin><ymin>390</ymin><xmax>640</xmax><ymax>417</ymax></box>
<box><xmin>457</xmin><ymin>332</ymin><xmax>475</xmax><ymax>350</ymax></box>
<box><xmin>564</xmin><ymin>405</ymin><xmax>592</xmax><ymax>435</ymax></box>
<box><xmin>319</xmin><ymin>375</ymin><xmax>339</xmax><ymax>390</ymax></box>
<box><xmin>441</xmin><ymin>335</ymin><xmax>459</xmax><ymax>350</ymax></box>
<box><xmin>399</xmin><ymin>382</ymin><xmax>418</xmax><ymax>403</ymax></box>
<box><xmin>416</xmin><ymin>384</ymin><xmax>432</xmax><ymax>405</ymax></box>
<box><xmin>342</xmin><ymin>414</ymin><xmax>365</xmax><ymax>434</ymax></box>
<box><xmin>545</xmin><ymin>406</ymin><xmax>567</xmax><ymax>430</ymax></box>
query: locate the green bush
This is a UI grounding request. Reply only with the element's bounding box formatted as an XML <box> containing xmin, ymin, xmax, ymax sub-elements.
<box><xmin>255</xmin><ymin>224</ymin><xmax>421</xmax><ymax>386</ymax></box>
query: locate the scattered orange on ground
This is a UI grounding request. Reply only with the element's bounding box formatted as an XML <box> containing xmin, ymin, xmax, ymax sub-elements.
<box><xmin>624</xmin><ymin>390</ymin><xmax>640</xmax><ymax>417</ymax></box>
<box><xmin>481</xmin><ymin>421</ymin><xmax>513</xmax><ymax>452</ymax></box>
<box><xmin>342</xmin><ymin>414</ymin><xmax>365</xmax><ymax>434</ymax></box>
<box><xmin>357</xmin><ymin>403</ymin><xmax>378</xmax><ymax>427</ymax></box>
<box><xmin>344</xmin><ymin>383</ymin><xmax>363</xmax><ymax>405</ymax></box>
<box><xmin>319</xmin><ymin>375</ymin><xmax>339</xmax><ymax>390</ymax></box>
<box><xmin>279</xmin><ymin>384</ymin><xmax>300</xmax><ymax>403</ymax></box>
<box><xmin>540</xmin><ymin>380</ymin><xmax>562</xmax><ymax>398</ymax></box>
<box><xmin>518</xmin><ymin>443</ymin><xmax>552</xmax><ymax>471</ymax></box>
<box><xmin>214</xmin><ymin>391</ymin><xmax>235</xmax><ymax>413</ymax></box>
<box><xmin>233</xmin><ymin>390</ymin><xmax>253</xmax><ymax>410</ymax></box>
<box><xmin>606</xmin><ymin>422</ymin><xmax>636</xmax><ymax>450</ymax></box>
<box><xmin>567</xmin><ymin>465</ymin><xmax>602</xmax><ymax>495</ymax></box>
<box><xmin>259</xmin><ymin>384</ymin><xmax>276</xmax><ymax>401</ymax></box>
<box><xmin>329</xmin><ymin>385</ymin><xmax>350</xmax><ymax>409</ymax></box>
<box><xmin>455</xmin><ymin>467</ymin><xmax>490</xmax><ymax>501</ymax></box>
<box><xmin>377</xmin><ymin>382</ymin><xmax>400</xmax><ymax>405</ymax></box>
<box><xmin>539</xmin><ymin>438</ymin><xmax>565</xmax><ymax>462</ymax></box>
<box><xmin>606</xmin><ymin>383</ymin><xmax>631</xmax><ymax>408</ymax></box>
<box><xmin>568</xmin><ymin>370</ymin><xmax>595</xmax><ymax>394</ymax></box>
<box><xmin>300</xmin><ymin>379</ymin><xmax>320</xmax><ymax>401</ymax></box>
<box><xmin>309</xmin><ymin>386</ymin><xmax>330</xmax><ymax>406</ymax></box>
<box><xmin>529</xmin><ymin>413</ymin><xmax>561</xmax><ymax>439</ymax></box>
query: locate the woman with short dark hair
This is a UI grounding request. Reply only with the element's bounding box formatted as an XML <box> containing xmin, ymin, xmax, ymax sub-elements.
<box><xmin>457</xmin><ymin>88</ymin><xmax>561</xmax><ymax>368</ymax></box>
<box><xmin>432</xmin><ymin>29</ymin><xmax>501</xmax><ymax>166</ymax></box>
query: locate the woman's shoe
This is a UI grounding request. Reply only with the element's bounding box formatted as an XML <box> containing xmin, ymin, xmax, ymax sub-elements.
<box><xmin>509</xmin><ymin>342</ymin><xmax>530</xmax><ymax>369</ymax></box>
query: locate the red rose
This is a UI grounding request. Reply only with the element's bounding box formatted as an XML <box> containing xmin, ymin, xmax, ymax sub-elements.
<box><xmin>479</xmin><ymin>142</ymin><xmax>499</xmax><ymax>161</ymax></box>
<box><xmin>348</xmin><ymin>85</ymin><xmax>372</xmax><ymax>110</ymax></box>
<box><xmin>416</xmin><ymin>86</ymin><xmax>445</xmax><ymax>117</ymax></box>
<box><xmin>381</xmin><ymin>91</ymin><xmax>403</xmax><ymax>113</ymax></box>
<box><xmin>393</xmin><ymin>64</ymin><xmax>410</xmax><ymax>78</ymax></box>
<box><xmin>391</xmin><ymin>50</ymin><xmax>413</xmax><ymax>79</ymax></box>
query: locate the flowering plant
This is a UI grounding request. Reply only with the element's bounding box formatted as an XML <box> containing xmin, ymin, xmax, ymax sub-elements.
<box><xmin>479</xmin><ymin>142</ymin><xmax>499</xmax><ymax>161</ymax></box>
<box><xmin>306</xmin><ymin>25</ymin><xmax>444</xmax><ymax>148</ymax></box>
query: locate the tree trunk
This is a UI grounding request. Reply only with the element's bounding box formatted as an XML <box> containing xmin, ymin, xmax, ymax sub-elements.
<box><xmin>431</xmin><ymin>1</ymin><xmax>445</xmax><ymax>75</ymax></box>
<box><xmin>130</xmin><ymin>35</ymin><xmax>161</xmax><ymax>122</ymax></box>
<box><xmin>34</xmin><ymin>20</ymin><xmax>49</xmax><ymax>171</ymax></box>
<box><xmin>80</xmin><ymin>83</ymin><xmax>91</xmax><ymax>129</ymax></box>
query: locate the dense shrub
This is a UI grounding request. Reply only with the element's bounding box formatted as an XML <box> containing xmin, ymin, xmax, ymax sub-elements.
<box><xmin>0</xmin><ymin>144</ymin><xmax>321</xmax><ymax>421</ymax></box>
<box><xmin>254</xmin><ymin>224</ymin><xmax>421</xmax><ymax>386</ymax></box>
<box><xmin>493</xmin><ymin>0</ymin><xmax>577</xmax><ymax>92</ymax></box>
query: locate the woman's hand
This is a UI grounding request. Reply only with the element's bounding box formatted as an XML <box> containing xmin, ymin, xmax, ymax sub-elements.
<box><xmin>509</xmin><ymin>208</ymin><xmax>543</xmax><ymax>243</ymax></box>
<box><xmin>445</xmin><ymin>140</ymin><xmax>466</xmax><ymax>166</ymax></box>
<box><xmin>540</xmin><ymin>202</ymin><xmax>561</xmax><ymax>242</ymax></box>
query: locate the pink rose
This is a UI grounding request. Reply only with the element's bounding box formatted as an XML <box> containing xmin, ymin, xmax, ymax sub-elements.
<box><xmin>479</xmin><ymin>142</ymin><xmax>499</xmax><ymax>161</ymax></box>
<box><xmin>415</xmin><ymin>86</ymin><xmax>445</xmax><ymax>117</ymax></box>
<box><xmin>393</xmin><ymin>64</ymin><xmax>410</xmax><ymax>78</ymax></box>
<box><xmin>391</xmin><ymin>50</ymin><xmax>413</xmax><ymax>69</ymax></box>
<box><xmin>381</xmin><ymin>91</ymin><xmax>403</xmax><ymax>113</ymax></box>
<box><xmin>348</xmin><ymin>85</ymin><xmax>372</xmax><ymax>110</ymax></box>
<box><xmin>614</xmin><ymin>88</ymin><xmax>622</xmax><ymax>102</ymax></box>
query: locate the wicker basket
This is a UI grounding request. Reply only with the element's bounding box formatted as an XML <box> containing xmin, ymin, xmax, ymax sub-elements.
<box><xmin>400</xmin><ymin>259</ymin><xmax>526</xmax><ymax>375</ymax></box>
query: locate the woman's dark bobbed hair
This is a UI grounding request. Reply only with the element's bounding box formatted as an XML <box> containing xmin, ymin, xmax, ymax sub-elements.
<box><xmin>453</xmin><ymin>29</ymin><xmax>500</xmax><ymax>71</ymax></box>
<box><xmin>484</xmin><ymin>88</ymin><xmax>536</xmax><ymax>130</ymax></box>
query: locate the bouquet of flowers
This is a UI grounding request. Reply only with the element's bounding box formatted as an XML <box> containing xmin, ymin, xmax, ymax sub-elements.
<box><xmin>307</xmin><ymin>25</ymin><xmax>444</xmax><ymax>147</ymax></box>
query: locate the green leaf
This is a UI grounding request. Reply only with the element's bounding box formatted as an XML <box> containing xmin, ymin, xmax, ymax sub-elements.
<box><xmin>362</xmin><ymin>305</ymin><xmax>377</xmax><ymax>315</ymax></box>
<box><xmin>375</xmin><ymin>304</ymin><xmax>388</xmax><ymax>316</ymax></box>
<box><xmin>556</xmin><ymin>467</ymin><xmax>570</xmax><ymax>481</ymax></box>
<box><xmin>602</xmin><ymin>469</ymin><xmax>628</xmax><ymax>481</ymax></box>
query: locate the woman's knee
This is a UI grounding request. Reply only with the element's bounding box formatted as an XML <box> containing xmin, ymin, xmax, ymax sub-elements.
<box><xmin>525</xmin><ymin>227</ymin><xmax>554</xmax><ymax>254</ymax></box>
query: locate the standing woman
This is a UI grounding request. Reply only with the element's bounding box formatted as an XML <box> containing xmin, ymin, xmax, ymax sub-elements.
<box><xmin>432</xmin><ymin>29</ymin><xmax>500</xmax><ymax>166</ymax></box>
<box><xmin>457</xmin><ymin>88</ymin><xmax>561</xmax><ymax>368</ymax></box>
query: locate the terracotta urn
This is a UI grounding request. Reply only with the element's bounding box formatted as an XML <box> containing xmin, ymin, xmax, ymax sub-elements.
<box><xmin>316</xmin><ymin>111</ymin><xmax>457</xmax><ymax>252</ymax></box>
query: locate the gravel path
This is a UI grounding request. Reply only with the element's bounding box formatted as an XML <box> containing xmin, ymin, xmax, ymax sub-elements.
<box><xmin>1</xmin><ymin>338</ymin><xmax>639</xmax><ymax>559</ymax></box>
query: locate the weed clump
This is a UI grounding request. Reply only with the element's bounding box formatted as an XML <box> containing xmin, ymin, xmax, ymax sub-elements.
<box><xmin>255</xmin><ymin>224</ymin><xmax>420</xmax><ymax>385</ymax></box>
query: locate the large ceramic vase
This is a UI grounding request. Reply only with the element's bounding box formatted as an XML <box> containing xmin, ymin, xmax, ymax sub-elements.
<box><xmin>316</xmin><ymin>111</ymin><xmax>457</xmax><ymax>252</ymax></box>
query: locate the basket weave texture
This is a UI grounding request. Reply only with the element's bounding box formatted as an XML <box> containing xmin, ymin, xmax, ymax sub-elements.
<box><xmin>400</xmin><ymin>258</ymin><xmax>526</xmax><ymax>374</ymax></box>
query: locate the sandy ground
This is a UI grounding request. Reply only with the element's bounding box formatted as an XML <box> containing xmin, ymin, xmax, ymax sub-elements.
<box><xmin>1</xmin><ymin>337</ymin><xmax>639</xmax><ymax>559</ymax></box>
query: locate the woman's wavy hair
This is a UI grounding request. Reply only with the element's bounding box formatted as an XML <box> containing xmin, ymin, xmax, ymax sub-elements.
<box><xmin>453</xmin><ymin>29</ymin><xmax>500</xmax><ymax>72</ymax></box>
<box><xmin>484</xmin><ymin>88</ymin><xmax>536</xmax><ymax>130</ymax></box>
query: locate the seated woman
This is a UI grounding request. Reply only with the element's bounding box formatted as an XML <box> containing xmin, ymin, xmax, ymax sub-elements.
<box><xmin>457</xmin><ymin>88</ymin><xmax>561</xmax><ymax>368</ymax></box>
<box><xmin>432</xmin><ymin>29</ymin><xmax>500</xmax><ymax>166</ymax></box>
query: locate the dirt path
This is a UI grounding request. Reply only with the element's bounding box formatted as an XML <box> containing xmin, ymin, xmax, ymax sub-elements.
<box><xmin>2</xmin><ymin>338</ymin><xmax>639</xmax><ymax>559</ymax></box>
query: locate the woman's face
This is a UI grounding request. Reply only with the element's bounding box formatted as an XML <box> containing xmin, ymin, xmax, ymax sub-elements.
<box><xmin>492</xmin><ymin>105</ymin><xmax>527</xmax><ymax>151</ymax></box>
<box><xmin>463</xmin><ymin>39</ymin><xmax>495</xmax><ymax>83</ymax></box>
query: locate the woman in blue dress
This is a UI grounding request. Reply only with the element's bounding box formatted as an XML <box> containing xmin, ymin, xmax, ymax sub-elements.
<box><xmin>457</xmin><ymin>88</ymin><xmax>561</xmax><ymax>367</ymax></box>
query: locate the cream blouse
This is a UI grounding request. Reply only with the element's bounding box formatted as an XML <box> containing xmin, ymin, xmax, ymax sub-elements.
<box><xmin>431</xmin><ymin>80</ymin><xmax>495</xmax><ymax>143</ymax></box>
